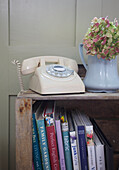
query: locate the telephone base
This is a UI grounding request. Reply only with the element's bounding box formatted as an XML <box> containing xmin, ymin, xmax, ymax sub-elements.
<box><xmin>29</xmin><ymin>66</ymin><xmax>85</xmax><ymax>95</ymax></box>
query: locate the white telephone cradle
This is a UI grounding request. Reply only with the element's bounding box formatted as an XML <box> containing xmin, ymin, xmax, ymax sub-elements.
<box><xmin>29</xmin><ymin>64</ymin><xmax>85</xmax><ymax>95</ymax></box>
<box><xmin>13</xmin><ymin>56</ymin><xmax>85</xmax><ymax>94</ymax></box>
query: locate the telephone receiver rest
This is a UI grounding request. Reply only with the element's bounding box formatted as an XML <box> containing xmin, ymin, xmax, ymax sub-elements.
<box><xmin>21</xmin><ymin>56</ymin><xmax>78</xmax><ymax>75</ymax></box>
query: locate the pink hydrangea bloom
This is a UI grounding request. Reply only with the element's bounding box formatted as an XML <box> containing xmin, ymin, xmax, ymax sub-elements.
<box><xmin>101</xmin><ymin>39</ymin><xmax>107</xmax><ymax>45</ymax></box>
<box><xmin>83</xmin><ymin>17</ymin><xmax>119</xmax><ymax>60</ymax></box>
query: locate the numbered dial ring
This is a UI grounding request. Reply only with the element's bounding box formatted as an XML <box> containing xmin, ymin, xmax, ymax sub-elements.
<box><xmin>46</xmin><ymin>65</ymin><xmax>74</xmax><ymax>78</ymax></box>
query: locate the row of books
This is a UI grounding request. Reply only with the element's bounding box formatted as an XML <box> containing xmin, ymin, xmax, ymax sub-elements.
<box><xmin>32</xmin><ymin>101</ymin><xmax>113</xmax><ymax>170</ymax></box>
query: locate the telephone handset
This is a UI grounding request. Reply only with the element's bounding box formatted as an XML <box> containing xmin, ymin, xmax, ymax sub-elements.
<box><xmin>21</xmin><ymin>56</ymin><xmax>78</xmax><ymax>75</ymax></box>
<box><xmin>18</xmin><ymin>56</ymin><xmax>85</xmax><ymax>94</ymax></box>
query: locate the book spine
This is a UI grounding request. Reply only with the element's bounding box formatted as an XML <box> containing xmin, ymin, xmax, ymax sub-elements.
<box><xmin>46</xmin><ymin>125</ymin><xmax>60</xmax><ymax>170</ymax></box>
<box><xmin>32</xmin><ymin>113</ymin><xmax>42</xmax><ymax>170</ymax></box>
<box><xmin>55</xmin><ymin>120</ymin><xmax>66</xmax><ymax>170</ymax></box>
<box><xmin>95</xmin><ymin>145</ymin><xmax>105</xmax><ymax>170</ymax></box>
<box><xmin>37</xmin><ymin>119</ymin><xmax>51</xmax><ymax>170</ymax></box>
<box><xmin>87</xmin><ymin>146</ymin><xmax>96</xmax><ymax>170</ymax></box>
<box><xmin>85</xmin><ymin>126</ymin><xmax>96</xmax><ymax>170</ymax></box>
<box><xmin>90</xmin><ymin>118</ymin><xmax>113</xmax><ymax>170</ymax></box>
<box><xmin>70</xmin><ymin>131</ymin><xmax>79</xmax><ymax>170</ymax></box>
<box><xmin>62</xmin><ymin>131</ymin><xmax>73</xmax><ymax>170</ymax></box>
<box><xmin>77</xmin><ymin>126</ymin><xmax>88</xmax><ymax>170</ymax></box>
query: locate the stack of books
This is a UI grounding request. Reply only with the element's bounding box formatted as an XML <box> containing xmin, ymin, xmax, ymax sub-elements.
<box><xmin>32</xmin><ymin>101</ymin><xmax>113</xmax><ymax>170</ymax></box>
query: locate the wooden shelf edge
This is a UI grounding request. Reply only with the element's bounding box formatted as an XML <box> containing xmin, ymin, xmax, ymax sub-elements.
<box><xmin>17</xmin><ymin>90</ymin><xmax>119</xmax><ymax>100</ymax></box>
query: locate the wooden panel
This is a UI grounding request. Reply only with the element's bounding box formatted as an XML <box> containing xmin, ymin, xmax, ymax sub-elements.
<box><xmin>18</xmin><ymin>90</ymin><xmax>119</xmax><ymax>100</ymax></box>
<box><xmin>16</xmin><ymin>98</ymin><xmax>32</xmax><ymax>170</ymax></box>
<box><xmin>102</xmin><ymin>0</ymin><xmax>119</xmax><ymax>21</ymax></box>
<box><xmin>0</xmin><ymin>0</ymin><xmax>9</xmax><ymax>170</ymax></box>
<box><xmin>114</xmin><ymin>154</ymin><xmax>119</xmax><ymax>170</ymax></box>
<box><xmin>57</xmin><ymin>100</ymin><xmax>119</xmax><ymax>119</ymax></box>
<box><xmin>102</xmin><ymin>0</ymin><xmax>119</xmax><ymax>77</ymax></box>
<box><xmin>76</xmin><ymin>0</ymin><xmax>102</xmax><ymax>63</ymax></box>
<box><xmin>8</xmin><ymin>2</ymin><xmax>119</xmax><ymax>170</ymax></box>
<box><xmin>96</xmin><ymin>120</ymin><xmax>119</xmax><ymax>152</ymax></box>
<box><xmin>10</xmin><ymin>0</ymin><xmax>76</xmax><ymax>46</ymax></box>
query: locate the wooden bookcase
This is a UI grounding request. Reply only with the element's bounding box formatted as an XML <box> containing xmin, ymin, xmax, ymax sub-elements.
<box><xmin>16</xmin><ymin>90</ymin><xmax>119</xmax><ymax>170</ymax></box>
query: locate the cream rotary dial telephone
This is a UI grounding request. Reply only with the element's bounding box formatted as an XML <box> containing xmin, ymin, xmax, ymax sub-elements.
<box><xmin>20</xmin><ymin>56</ymin><xmax>85</xmax><ymax>94</ymax></box>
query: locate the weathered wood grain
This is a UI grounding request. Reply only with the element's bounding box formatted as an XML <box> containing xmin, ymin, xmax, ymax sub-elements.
<box><xmin>57</xmin><ymin>100</ymin><xmax>119</xmax><ymax>119</ymax></box>
<box><xmin>16</xmin><ymin>94</ymin><xmax>119</xmax><ymax>169</ymax></box>
<box><xmin>18</xmin><ymin>90</ymin><xmax>119</xmax><ymax>101</ymax></box>
<box><xmin>95</xmin><ymin>120</ymin><xmax>119</xmax><ymax>152</ymax></box>
<box><xmin>16</xmin><ymin>98</ymin><xmax>32</xmax><ymax>170</ymax></box>
<box><xmin>114</xmin><ymin>154</ymin><xmax>119</xmax><ymax>170</ymax></box>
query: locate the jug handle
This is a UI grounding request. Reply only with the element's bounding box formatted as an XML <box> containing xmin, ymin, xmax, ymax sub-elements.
<box><xmin>79</xmin><ymin>43</ymin><xmax>88</xmax><ymax>70</ymax></box>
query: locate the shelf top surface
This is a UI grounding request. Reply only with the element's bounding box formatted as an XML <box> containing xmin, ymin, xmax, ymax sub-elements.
<box><xmin>17</xmin><ymin>90</ymin><xmax>119</xmax><ymax>100</ymax></box>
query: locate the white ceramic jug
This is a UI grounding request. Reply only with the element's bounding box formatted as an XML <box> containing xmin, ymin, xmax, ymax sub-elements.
<box><xmin>79</xmin><ymin>43</ymin><xmax>119</xmax><ymax>92</ymax></box>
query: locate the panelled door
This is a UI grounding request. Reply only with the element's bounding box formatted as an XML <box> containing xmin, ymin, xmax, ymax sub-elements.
<box><xmin>0</xmin><ymin>0</ymin><xmax>118</xmax><ymax>169</ymax></box>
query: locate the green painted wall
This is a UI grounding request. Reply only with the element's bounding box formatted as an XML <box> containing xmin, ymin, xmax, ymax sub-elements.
<box><xmin>0</xmin><ymin>0</ymin><xmax>119</xmax><ymax>169</ymax></box>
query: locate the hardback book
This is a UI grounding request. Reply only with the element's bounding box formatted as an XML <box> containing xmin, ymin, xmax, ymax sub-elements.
<box><xmin>32</xmin><ymin>112</ymin><xmax>43</xmax><ymax>170</ymax></box>
<box><xmin>79</xmin><ymin>113</ymin><xmax>96</xmax><ymax>170</ymax></box>
<box><xmin>71</xmin><ymin>110</ymin><xmax>88</xmax><ymax>170</ymax></box>
<box><xmin>35</xmin><ymin>102</ymin><xmax>51</xmax><ymax>170</ymax></box>
<box><xmin>60</xmin><ymin>108</ymin><xmax>73</xmax><ymax>170</ymax></box>
<box><xmin>94</xmin><ymin>132</ymin><xmax>106</xmax><ymax>170</ymax></box>
<box><xmin>67</xmin><ymin>112</ymin><xmax>79</xmax><ymax>170</ymax></box>
<box><xmin>90</xmin><ymin>118</ymin><xmax>113</xmax><ymax>170</ymax></box>
<box><xmin>55</xmin><ymin>106</ymin><xmax>66</xmax><ymax>170</ymax></box>
<box><xmin>44</xmin><ymin>101</ymin><xmax>60</xmax><ymax>170</ymax></box>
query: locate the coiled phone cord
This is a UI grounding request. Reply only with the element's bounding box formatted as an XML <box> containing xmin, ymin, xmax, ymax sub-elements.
<box><xmin>12</xmin><ymin>59</ymin><xmax>24</xmax><ymax>92</ymax></box>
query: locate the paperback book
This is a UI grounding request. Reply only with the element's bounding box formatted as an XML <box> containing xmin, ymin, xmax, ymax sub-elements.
<box><xmin>44</xmin><ymin>101</ymin><xmax>60</xmax><ymax>170</ymax></box>
<box><xmin>71</xmin><ymin>110</ymin><xmax>88</xmax><ymax>170</ymax></box>
<box><xmin>55</xmin><ymin>106</ymin><xmax>66</xmax><ymax>170</ymax></box>
<box><xmin>60</xmin><ymin>108</ymin><xmax>73</xmax><ymax>170</ymax></box>
<box><xmin>35</xmin><ymin>102</ymin><xmax>51</xmax><ymax>170</ymax></box>
<box><xmin>67</xmin><ymin>112</ymin><xmax>79</xmax><ymax>170</ymax></box>
<box><xmin>79</xmin><ymin>112</ymin><xmax>96</xmax><ymax>170</ymax></box>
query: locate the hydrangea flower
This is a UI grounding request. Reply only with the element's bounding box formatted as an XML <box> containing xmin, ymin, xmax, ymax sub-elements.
<box><xmin>83</xmin><ymin>17</ymin><xmax>119</xmax><ymax>60</ymax></box>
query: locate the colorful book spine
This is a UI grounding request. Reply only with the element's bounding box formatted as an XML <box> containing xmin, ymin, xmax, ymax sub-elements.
<box><xmin>37</xmin><ymin>119</ymin><xmax>51</xmax><ymax>170</ymax></box>
<box><xmin>79</xmin><ymin>113</ymin><xmax>96</xmax><ymax>170</ymax></box>
<box><xmin>77</xmin><ymin>125</ymin><xmax>88</xmax><ymax>170</ymax></box>
<box><xmin>44</xmin><ymin>101</ymin><xmax>60</xmax><ymax>170</ymax></box>
<box><xmin>62</xmin><ymin>122</ymin><xmax>73</xmax><ymax>170</ymax></box>
<box><xmin>32</xmin><ymin>113</ymin><xmax>42</xmax><ymax>170</ymax></box>
<box><xmin>71</xmin><ymin>111</ymin><xmax>89</xmax><ymax>170</ymax></box>
<box><xmin>46</xmin><ymin>125</ymin><xmax>60</xmax><ymax>170</ymax></box>
<box><xmin>67</xmin><ymin>112</ymin><xmax>79</xmax><ymax>170</ymax></box>
<box><xmin>55</xmin><ymin>119</ymin><xmax>66</xmax><ymax>170</ymax></box>
<box><xmin>70</xmin><ymin>131</ymin><xmax>79</xmax><ymax>170</ymax></box>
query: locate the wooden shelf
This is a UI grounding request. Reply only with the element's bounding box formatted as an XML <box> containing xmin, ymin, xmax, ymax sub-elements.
<box><xmin>17</xmin><ymin>90</ymin><xmax>119</xmax><ymax>100</ymax></box>
<box><xmin>16</xmin><ymin>90</ymin><xmax>119</xmax><ymax>169</ymax></box>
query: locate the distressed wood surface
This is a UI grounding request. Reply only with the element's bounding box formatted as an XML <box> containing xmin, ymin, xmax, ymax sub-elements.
<box><xmin>114</xmin><ymin>154</ymin><xmax>119</xmax><ymax>170</ymax></box>
<box><xmin>17</xmin><ymin>90</ymin><xmax>119</xmax><ymax>100</ymax></box>
<box><xmin>56</xmin><ymin>100</ymin><xmax>119</xmax><ymax>119</ymax></box>
<box><xmin>16</xmin><ymin>96</ymin><xmax>119</xmax><ymax>170</ymax></box>
<box><xmin>16</xmin><ymin>98</ymin><xmax>32</xmax><ymax>170</ymax></box>
<box><xmin>95</xmin><ymin>120</ymin><xmax>119</xmax><ymax>152</ymax></box>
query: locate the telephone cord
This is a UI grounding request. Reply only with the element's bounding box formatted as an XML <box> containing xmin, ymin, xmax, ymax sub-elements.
<box><xmin>11</xmin><ymin>59</ymin><xmax>24</xmax><ymax>92</ymax></box>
